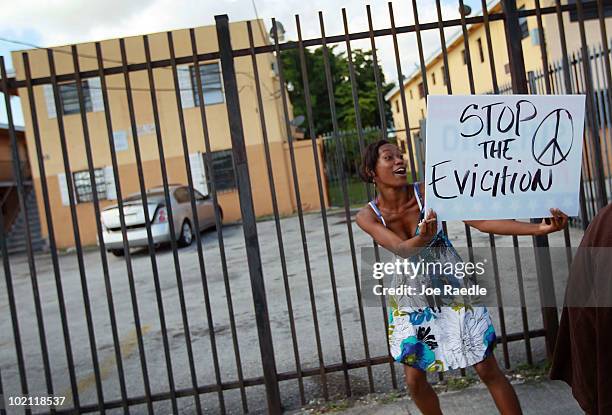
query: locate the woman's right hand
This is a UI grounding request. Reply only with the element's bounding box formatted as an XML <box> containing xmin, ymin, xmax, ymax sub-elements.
<box><xmin>417</xmin><ymin>208</ymin><xmax>438</xmax><ymax>244</ymax></box>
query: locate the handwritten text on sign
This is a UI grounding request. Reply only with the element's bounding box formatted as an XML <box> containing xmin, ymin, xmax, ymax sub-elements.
<box><xmin>424</xmin><ymin>95</ymin><xmax>585</xmax><ymax>220</ymax></box>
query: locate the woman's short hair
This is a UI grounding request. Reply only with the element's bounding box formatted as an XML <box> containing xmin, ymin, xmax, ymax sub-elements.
<box><xmin>359</xmin><ymin>139</ymin><xmax>390</xmax><ymax>183</ymax></box>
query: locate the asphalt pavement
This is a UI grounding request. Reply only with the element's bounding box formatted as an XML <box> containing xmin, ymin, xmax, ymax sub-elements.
<box><xmin>0</xmin><ymin>209</ymin><xmax>584</xmax><ymax>414</ymax></box>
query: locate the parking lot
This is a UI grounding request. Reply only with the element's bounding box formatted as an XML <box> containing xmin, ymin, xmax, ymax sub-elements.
<box><xmin>0</xmin><ymin>209</ymin><xmax>584</xmax><ymax>414</ymax></box>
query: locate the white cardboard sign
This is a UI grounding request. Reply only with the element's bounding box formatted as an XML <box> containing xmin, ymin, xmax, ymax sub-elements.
<box><xmin>424</xmin><ymin>95</ymin><xmax>586</xmax><ymax>220</ymax></box>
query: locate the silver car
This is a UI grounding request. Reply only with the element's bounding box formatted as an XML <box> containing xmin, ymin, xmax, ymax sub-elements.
<box><xmin>100</xmin><ymin>184</ymin><xmax>222</xmax><ymax>256</ymax></box>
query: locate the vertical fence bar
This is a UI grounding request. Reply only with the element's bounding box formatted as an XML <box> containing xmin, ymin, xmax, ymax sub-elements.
<box><xmin>574</xmin><ymin>52</ymin><xmax>599</xmax><ymax>221</ymax></box>
<box><xmin>410</xmin><ymin>2</ymin><xmax>454</xmax><ymax>375</ymax></box>
<box><xmin>114</xmin><ymin>38</ymin><xmax>159</xmax><ymax>415</ymax></box>
<box><xmin>594</xmin><ymin>45</ymin><xmax>612</xmax><ymax>194</ymax></box>
<box><xmin>341</xmin><ymin>9</ymin><xmax>379</xmax><ymax>393</ymax></box>
<box><xmin>436</xmin><ymin>0</ymin><xmax>452</xmax><ymax>96</ymax></box>
<box><xmin>411</xmin><ymin>0</ymin><xmax>453</xmax><ymax>249</ymax></box>
<box><xmin>247</xmin><ymin>20</ymin><xmax>305</xmax><ymax>405</ymax></box>
<box><xmin>70</xmin><ymin>45</ymin><xmax>129</xmax><ymax>415</ymax></box>
<box><xmin>47</xmin><ymin>48</ymin><xmax>107</xmax><ymax>411</ymax></box>
<box><xmin>141</xmin><ymin>39</ymin><xmax>198</xmax><ymax>415</ymax></box>
<box><xmin>480</xmin><ymin>0</ymin><xmax>533</xmax><ymax>365</ymax></box>
<box><xmin>533</xmin><ymin>0</ymin><xmax>575</xmax><ymax>283</ymax></box>
<box><xmin>293</xmin><ymin>14</ymin><xmax>342</xmax><ymax>400</ymax></box>
<box><xmin>411</xmin><ymin>0</ymin><xmax>428</xmax><ymax>99</ymax></box>
<box><xmin>0</xmin><ymin>176</ymin><xmax>30</xmax><ymax>415</ymax></box>
<box><xmin>457</xmin><ymin>0</ymin><xmax>510</xmax><ymax>370</ymax></box>
<box><xmin>556</xmin><ymin>0</ymin><xmax>589</xmax><ymax>228</ymax></box>
<box><xmin>366</xmin><ymin>6</ymin><xmax>390</xmax><ymax>142</ymax></box>
<box><xmin>432</xmin><ymin>1</ymin><xmax>455</xmax><ymax>381</ymax></box>
<box><xmin>274</xmin><ymin>14</ymin><xmax>335</xmax><ymax>401</ymax></box>
<box><xmin>317</xmin><ymin>12</ymin><xmax>353</xmax><ymax>397</ymax></box>
<box><xmin>167</xmin><ymin>31</ymin><xmax>215</xmax><ymax>414</ymax></box>
<box><xmin>576</xmin><ymin>0</ymin><xmax>608</xmax><ymax>208</ymax></box>
<box><xmin>215</xmin><ymin>14</ymin><xmax>281</xmax><ymax>414</ymax></box>
<box><xmin>502</xmin><ymin>0</ymin><xmax>559</xmax><ymax>358</ymax></box>
<box><xmin>434</xmin><ymin>0</ymin><xmax>452</xmax><ymax>242</ymax></box>
<box><xmin>388</xmin><ymin>2</ymin><xmax>418</xmax><ymax>181</ymax></box>
<box><xmin>596</xmin><ymin>0</ymin><xmax>612</xmax><ymax>199</ymax></box>
<box><xmin>20</xmin><ymin>53</ymin><xmax>80</xmax><ymax>415</ymax></box>
<box><xmin>1</xmin><ymin>57</ymin><xmax>55</xmax><ymax>414</ymax></box>
<box><xmin>342</xmin><ymin>9</ymin><xmax>374</xmax><ymax>205</ymax></box>
<box><xmin>140</xmin><ymin>41</ymin><xmax>200</xmax><ymax>415</ymax></box>
<box><xmin>0</xmin><ymin>368</ymin><xmax>4</xmax><ymax>415</ymax></box>
<box><xmin>110</xmin><ymin>38</ymin><xmax>179</xmax><ymax>413</ymax></box>
<box><xmin>592</xmin><ymin>47</ymin><xmax>612</xmax><ymax>197</ymax></box>
<box><xmin>188</xmin><ymin>28</ymin><xmax>247</xmax><ymax>414</ymax></box>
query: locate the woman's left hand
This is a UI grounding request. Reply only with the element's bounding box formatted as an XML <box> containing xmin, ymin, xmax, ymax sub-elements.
<box><xmin>537</xmin><ymin>208</ymin><xmax>569</xmax><ymax>235</ymax></box>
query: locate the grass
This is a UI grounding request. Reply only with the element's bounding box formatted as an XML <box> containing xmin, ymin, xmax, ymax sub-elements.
<box><xmin>327</xmin><ymin>177</ymin><xmax>371</xmax><ymax>208</ymax></box>
<box><xmin>511</xmin><ymin>360</ymin><xmax>551</xmax><ymax>380</ymax></box>
<box><xmin>444</xmin><ymin>376</ymin><xmax>480</xmax><ymax>391</ymax></box>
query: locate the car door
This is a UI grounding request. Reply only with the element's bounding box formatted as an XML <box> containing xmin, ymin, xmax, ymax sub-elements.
<box><xmin>171</xmin><ymin>187</ymin><xmax>191</xmax><ymax>234</ymax></box>
<box><xmin>193</xmin><ymin>189</ymin><xmax>214</xmax><ymax>229</ymax></box>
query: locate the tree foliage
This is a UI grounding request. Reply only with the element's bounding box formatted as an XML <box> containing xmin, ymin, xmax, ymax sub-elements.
<box><xmin>281</xmin><ymin>45</ymin><xmax>394</xmax><ymax>138</ymax></box>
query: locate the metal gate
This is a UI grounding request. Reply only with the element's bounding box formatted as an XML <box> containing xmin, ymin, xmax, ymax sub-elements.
<box><xmin>1</xmin><ymin>1</ymin><xmax>611</xmax><ymax>414</ymax></box>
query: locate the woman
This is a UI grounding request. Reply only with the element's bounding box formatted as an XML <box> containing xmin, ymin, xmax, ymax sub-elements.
<box><xmin>550</xmin><ymin>202</ymin><xmax>612</xmax><ymax>415</ymax></box>
<box><xmin>355</xmin><ymin>140</ymin><xmax>569</xmax><ymax>415</ymax></box>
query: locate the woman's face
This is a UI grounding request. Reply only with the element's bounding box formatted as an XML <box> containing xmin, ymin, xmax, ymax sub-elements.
<box><xmin>373</xmin><ymin>143</ymin><xmax>407</xmax><ymax>187</ymax></box>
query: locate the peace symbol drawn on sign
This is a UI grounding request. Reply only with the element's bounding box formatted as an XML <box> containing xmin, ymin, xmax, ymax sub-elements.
<box><xmin>531</xmin><ymin>108</ymin><xmax>574</xmax><ymax>167</ymax></box>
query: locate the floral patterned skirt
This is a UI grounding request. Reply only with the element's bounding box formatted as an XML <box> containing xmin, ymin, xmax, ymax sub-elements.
<box><xmin>387</xmin><ymin>303</ymin><xmax>497</xmax><ymax>372</ymax></box>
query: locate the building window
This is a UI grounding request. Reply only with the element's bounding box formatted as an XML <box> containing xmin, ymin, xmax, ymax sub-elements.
<box><xmin>395</xmin><ymin>100</ymin><xmax>399</xmax><ymax>113</ymax></box>
<box><xmin>418</xmin><ymin>82</ymin><xmax>424</xmax><ymax>99</ymax></box>
<box><xmin>209</xmin><ymin>150</ymin><xmax>236</xmax><ymax>192</ymax></box>
<box><xmin>59</xmin><ymin>80</ymin><xmax>92</xmax><ymax>115</ymax></box>
<box><xmin>477</xmin><ymin>38</ymin><xmax>485</xmax><ymax>63</ymax></box>
<box><xmin>73</xmin><ymin>168</ymin><xmax>106</xmax><ymax>203</ymax></box>
<box><xmin>462</xmin><ymin>49</ymin><xmax>467</xmax><ymax>65</ymax></box>
<box><xmin>190</xmin><ymin>62</ymin><xmax>224</xmax><ymax>106</ymax></box>
<box><xmin>400</xmin><ymin>140</ymin><xmax>406</xmax><ymax>154</ymax></box>
<box><xmin>431</xmin><ymin>71</ymin><xmax>436</xmax><ymax>85</ymax></box>
<box><xmin>420</xmin><ymin>108</ymin><xmax>425</xmax><ymax>119</ymax></box>
<box><xmin>441</xmin><ymin>66</ymin><xmax>446</xmax><ymax>85</ymax></box>
<box><xmin>519</xmin><ymin>6</ymin><xmax>529</xmax><ymax>39</ymax></box>
<box><xmin>504</xmin><ymin>63</ymin><xmax>510</xmax><ymax>74</ymax></box>
<box><xmin>568</xmin><ymin>0</ymin><xmax>612</xmax><ymax>21</ymax></box>
<box><xmin>409</xmin><ymin>89</ymin><xmax>414</xmax><ymax>99</ymax></box>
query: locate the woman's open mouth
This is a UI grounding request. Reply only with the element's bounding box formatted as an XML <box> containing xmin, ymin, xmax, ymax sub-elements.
<box><xmin>393</xmin><ymin>167</ymin><xmax>407</xmax><ymax>177</ymax></box>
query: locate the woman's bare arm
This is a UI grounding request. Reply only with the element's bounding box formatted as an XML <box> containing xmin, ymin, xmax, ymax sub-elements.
<box><xmin>355</xmin><ymin>207</ymin><xmax>437</xmax><ymax>257</ymax></box>
<box><xmin>464</xmin><ymin>208</ymin><xmax>569</xmax><ymax>236</ymax></box>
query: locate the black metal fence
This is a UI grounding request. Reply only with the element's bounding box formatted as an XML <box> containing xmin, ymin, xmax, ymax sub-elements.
<box><xmin>1</xmin><ymin>1</ymin><xmax>611</xmax><ymax>414</ymax></box>
<box><xmin>497</xmin><ymin>41</ymin><xmax>612</xmax><ymax>227</ymax></box>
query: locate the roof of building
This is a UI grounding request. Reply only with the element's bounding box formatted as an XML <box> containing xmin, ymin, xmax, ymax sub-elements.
<box><xmin>384</xmin><ymin>0</ymin><xmax>500</xmax><ymax>101</ymax></box>
<box><xmin>8</xmin><ymin>18</ymin><xmax>268</xmax><ymax>54</ymax></box>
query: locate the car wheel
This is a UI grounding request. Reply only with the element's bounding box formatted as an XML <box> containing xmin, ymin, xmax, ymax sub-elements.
<box><xmin>178</xmin><ymin>220</ymin><xmax>193</xmax><ymax>247</ymax></box>
<box><xmin>110</xmin><ymin>249</ymin><xmax>125</xmax><ymax>257</ymax></box>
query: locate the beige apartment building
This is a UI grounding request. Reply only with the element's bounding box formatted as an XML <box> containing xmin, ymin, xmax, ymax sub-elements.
<box><xmin>11</xmin><ymin>19</ymin><xmax>328</xmax><ymax>249</ymax></box>
<box><xmin>386</xmin><ymin>0</ymin><xmax>612</xmax><ymax>171</ymax></box>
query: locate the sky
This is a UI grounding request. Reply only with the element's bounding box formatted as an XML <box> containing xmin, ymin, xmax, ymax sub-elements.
<box><xmin>0</xmin><ymin>0</ymin><xmax>487</xmax><ymax>126</ymax></box>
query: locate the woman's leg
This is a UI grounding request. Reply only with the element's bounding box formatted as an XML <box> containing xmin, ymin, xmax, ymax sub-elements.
<box><xmin>404</xmin><ymin>365</ymin><xmax>443</xmax><ymax>415</ymax></box>
<box><xmin>473</xmin><ymin>355</ymin><xmax>522</xmax><ymax>415</ymax></box>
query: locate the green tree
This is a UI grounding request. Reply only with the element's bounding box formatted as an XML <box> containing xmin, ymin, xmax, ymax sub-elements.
<box><xmin>281</xmin><ymin>45</ymin><xmax>394</xmax><ymax>138</ymax></box>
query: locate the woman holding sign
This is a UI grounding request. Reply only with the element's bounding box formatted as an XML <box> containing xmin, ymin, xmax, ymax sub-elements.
<box><xmin>355</xmin><ymin>140</ymin><xmax>568</xmax><ymax>415</ymax></box>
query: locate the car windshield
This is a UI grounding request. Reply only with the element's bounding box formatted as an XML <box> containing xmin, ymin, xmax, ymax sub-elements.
<box><xmin>123</xmin><ymin>191</ymin><xmax>167</xmax><ymax>204</ymax></box>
